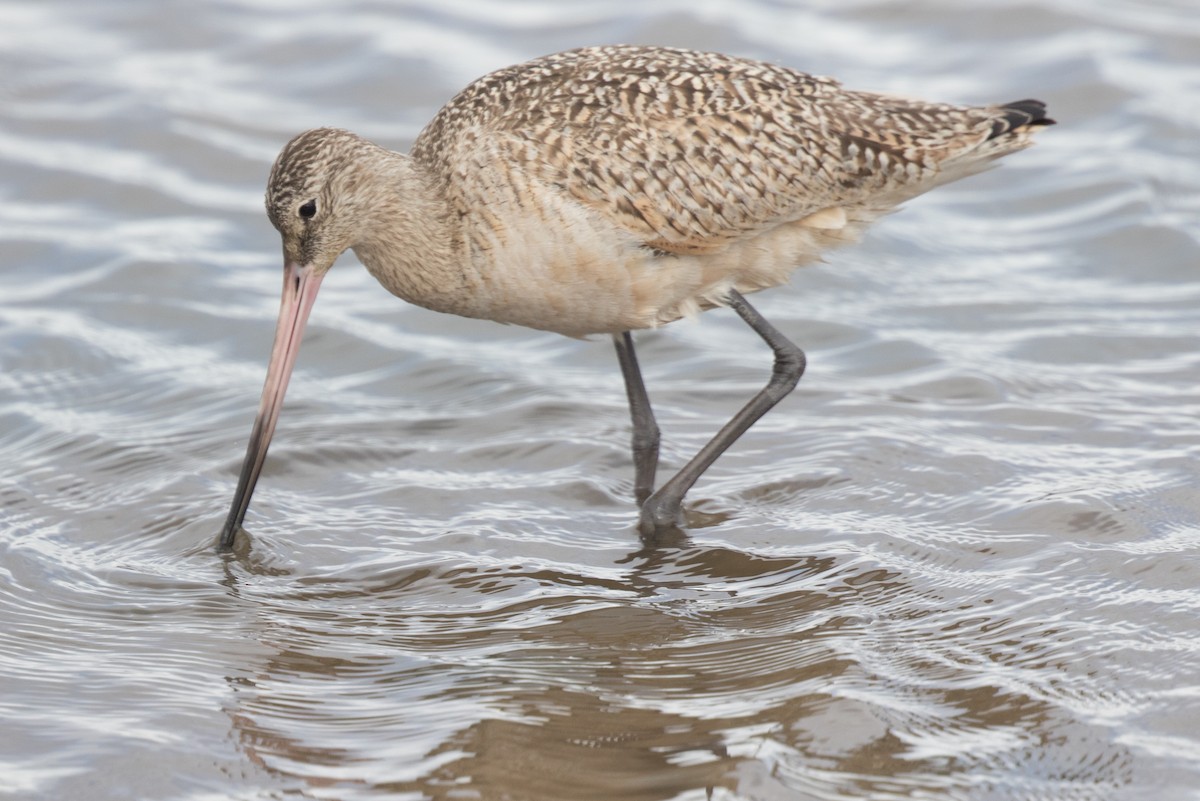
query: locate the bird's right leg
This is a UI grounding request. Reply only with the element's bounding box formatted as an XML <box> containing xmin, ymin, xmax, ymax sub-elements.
<box><xmin>637</xmin><ymin>290</ymin><xmax>806</xmax><ymax>536</ymax></box>
<box><xmin>612</xmin><ymin>332</ymin><xmax>660</xmax><ymax>506</ymax></box>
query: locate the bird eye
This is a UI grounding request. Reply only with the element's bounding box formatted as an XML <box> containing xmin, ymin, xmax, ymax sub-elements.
<box><xmin>298</xmin><ymin>199</ymin><xmax>317</xmax><ymax>220</ymax></box>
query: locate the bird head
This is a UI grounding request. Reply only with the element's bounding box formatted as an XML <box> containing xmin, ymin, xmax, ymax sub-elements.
<box><xmin>265</xmin><ymin>127</ymin><xmax>380</xmax><ymax>276</ymax></box>
<box><xmin>218</xmin><ymin>127</ymin><xmax>384</xmax><ymax>549</ymax></box>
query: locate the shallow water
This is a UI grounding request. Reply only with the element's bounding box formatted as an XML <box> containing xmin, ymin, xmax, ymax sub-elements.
<box><xmin>2</xmin><ymin>1</ymin><xmax>1199</xmax><ymax>799</ymax></box>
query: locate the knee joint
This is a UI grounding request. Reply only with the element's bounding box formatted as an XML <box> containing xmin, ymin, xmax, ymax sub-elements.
<box><xmin>771</xmin><ymin>342</ymin><xmax>806</xmax><ymax>394</ymax></box>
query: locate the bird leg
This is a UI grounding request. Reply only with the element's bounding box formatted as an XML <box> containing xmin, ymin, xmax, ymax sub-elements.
<box><xmin>612</xmin><ymin>331</ymin><xmax>661</xmax><ymax>506</ymax></box>
<box><xmin>638</xmin><ymin>290</ymin><xmax>806</xmax><ymax>536</ymax></box>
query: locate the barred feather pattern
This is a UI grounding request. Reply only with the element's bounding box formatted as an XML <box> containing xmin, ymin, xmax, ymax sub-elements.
<box><xmin>266</xmin><ymin>46</ymin><xmax>1052</xmax><ymax>336</ymax></box>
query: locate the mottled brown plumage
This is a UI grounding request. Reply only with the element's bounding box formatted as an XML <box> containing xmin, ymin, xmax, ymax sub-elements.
<box><xmin>263</xmin><ymin>45</ymin><xmax>1050</xmax><ymax>337</ymax></box>
<box><xmin>413</xmin><ymin>46</ymin><xmax>1043</xmax><ymax>260</ymax></box>
<box><xmin>220</xmin><ymin>45</ymin><xmax>1052</xmax><ymax>548</ymax></box>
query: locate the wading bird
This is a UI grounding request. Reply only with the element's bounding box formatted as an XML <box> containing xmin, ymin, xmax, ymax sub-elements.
<box><xmin>218</xmin><ymin>45</ymin><xmax>1052</xmax><ymax>549</ymax></box>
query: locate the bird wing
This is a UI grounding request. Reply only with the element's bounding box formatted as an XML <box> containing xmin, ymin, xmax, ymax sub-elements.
<box><xmin>551</xmin><ymin>100</ymin><xmax>852</xmax><ymax>256</ymax></box>
<box><xmin>496</xmin><ymin>66</ymin><xmax>1006</xmax><ymax>256</ymax></box>
<box><xmin>415</xmin><ymin>47</ymin><xmax>1044</xmax><ymax>257</ymax></box>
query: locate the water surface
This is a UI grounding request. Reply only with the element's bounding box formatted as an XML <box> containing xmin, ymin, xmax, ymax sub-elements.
<box><xmin>2</xmin><ymin>1</ymin><xmax>1199</xmax><ymax>799</ymax></box>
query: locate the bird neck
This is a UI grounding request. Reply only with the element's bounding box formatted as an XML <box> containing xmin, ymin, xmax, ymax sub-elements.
<box><xmin>351</xmin><ymin>152</ymin><xmax>470</xmax><ymax>316</ymax></box>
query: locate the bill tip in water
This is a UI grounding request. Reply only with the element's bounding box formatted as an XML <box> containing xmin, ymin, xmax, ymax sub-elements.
<box><xmin>217</xmin><ymin>524</ymin><xmax>244</xmax><ymax>552</ymax></box>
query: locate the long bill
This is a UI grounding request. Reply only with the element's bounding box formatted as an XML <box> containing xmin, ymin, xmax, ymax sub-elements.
<box><xmin>218</xmin><ymin>262</ymin><xmax>324</xmax><ymax>550</ymax></box>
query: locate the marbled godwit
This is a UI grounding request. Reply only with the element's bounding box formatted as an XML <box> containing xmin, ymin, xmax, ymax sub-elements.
<box><xmin>218</xmin><ymin>45</ymin><xmax>1053</xmax><ymax>549</ymax></box>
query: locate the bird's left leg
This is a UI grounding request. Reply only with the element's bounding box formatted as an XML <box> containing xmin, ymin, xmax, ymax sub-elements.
<box><xmin>612</xmin><ymin>332</ymin><xmax>661</xmax><ymax>506</ymax></box>
<box><xmin>638</xmin><ymin>290</ymin><xmax>806</xmax><ymax>536</ymax></box>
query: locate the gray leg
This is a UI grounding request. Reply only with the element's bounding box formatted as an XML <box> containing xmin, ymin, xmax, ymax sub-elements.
<box><xmin>638</xmin><ymin>290</ymin><xmax>806</xmax><ymax>536</ymax></box>
<box><xmin>612</xmin><ymin>332</ymin><xmax>660</xmax><ymax>506</ymax></box>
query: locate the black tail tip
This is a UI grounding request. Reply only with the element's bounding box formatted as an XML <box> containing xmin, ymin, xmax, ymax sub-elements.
<box><xmin>989</xmin><ymin>98</ymin><xmax>1056</xmax><ymax>139</ymax></box>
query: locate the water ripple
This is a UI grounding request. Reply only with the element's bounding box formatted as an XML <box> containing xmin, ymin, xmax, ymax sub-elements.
<box><xmin>2</xmin><ymin>1</ymin><xmax>1199</xmax><ymax>799</ymax></box>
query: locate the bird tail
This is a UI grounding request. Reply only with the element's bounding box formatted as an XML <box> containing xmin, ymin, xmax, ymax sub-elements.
<box><xmin>988</xmin><ymin>99</ymin><xmax>1056</xmax><ymax>140</ymax></box>
<box><xmin>909</xmin><ymin>97</ymin><xmax>1054</xmax><ymax>196</ymax></box>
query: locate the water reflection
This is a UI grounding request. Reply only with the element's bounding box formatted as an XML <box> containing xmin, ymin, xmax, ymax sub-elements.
<box><xmin>215</xmin><ymin>534</ymin><xmax>1138</xmax><ymax>798</ymax></box>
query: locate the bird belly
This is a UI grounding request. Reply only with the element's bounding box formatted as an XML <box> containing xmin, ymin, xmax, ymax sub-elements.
<box><xmin>458</xmin><ymin>195</ymin><xmax>869</xmax><ymax>338</ymax></box>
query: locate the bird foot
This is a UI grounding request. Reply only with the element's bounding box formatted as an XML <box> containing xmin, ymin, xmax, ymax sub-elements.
<box><xmin>637</xmin><ymin>493</ymin><xmax>685</xmax><ymax>538</ymax></box>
